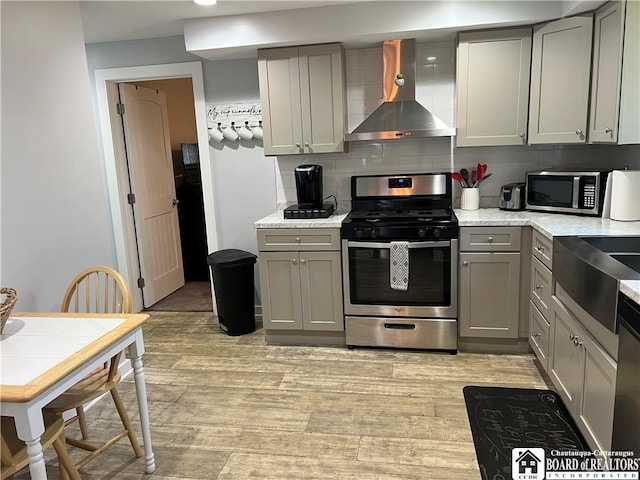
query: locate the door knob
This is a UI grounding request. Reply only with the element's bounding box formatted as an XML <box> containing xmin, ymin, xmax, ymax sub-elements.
<box><xmin>172</xmin><ymin>199</ymin><xmax>179</xmax><ymax>207</ymax></box>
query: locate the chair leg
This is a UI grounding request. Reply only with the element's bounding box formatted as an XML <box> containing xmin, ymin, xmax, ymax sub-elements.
<box><xmin>76</xmin><ymin>406</ymin><xmax>89</xmax><ymax>440</ymax></box>
<box><xmin>52</xmin><ymin>436</ymin><xmax>81</xmax><ymax>480</ymax></box>
<box><xmin>110</xmin><ymin>387</ymin><xmax>143</xmax><ymax>458</ymax></box>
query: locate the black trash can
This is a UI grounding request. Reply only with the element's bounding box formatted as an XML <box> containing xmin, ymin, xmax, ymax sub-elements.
<box><xmin>207</xmin><ymin>249</ymin><xmax>257</xmax><ymax>336</ymax></box>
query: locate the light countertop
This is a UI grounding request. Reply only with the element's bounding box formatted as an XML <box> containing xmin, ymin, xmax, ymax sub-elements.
<box><xmin>455</xmin><ymin>209</ymin><xmax>640</xmax><ymax>303</ymax></box>
<box><xmin>255</xmin><ymin>208</ymin><xmax>640</xmax><ymax>302</ymax></box>
<box><xmin>255</xmin><ymin>211</ymin><xmax>348</xmax><ymax>228</ymax></box>
<box><xmin>455</xmin><ymin>208</ymin><xmax>640</xmax><ymax>237</ymax></box>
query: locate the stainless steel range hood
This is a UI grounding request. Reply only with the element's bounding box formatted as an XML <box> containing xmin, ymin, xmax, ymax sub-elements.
<box><xmin>345</xmin><ymin>39</ymin><xmax>455</xmax><ymax>141</ymax></box>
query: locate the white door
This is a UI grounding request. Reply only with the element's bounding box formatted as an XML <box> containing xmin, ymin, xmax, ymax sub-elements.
<box><xmin>119</xmin><ymin>83</ymin><xmax>184</xmax><ymax>307</ymax></box>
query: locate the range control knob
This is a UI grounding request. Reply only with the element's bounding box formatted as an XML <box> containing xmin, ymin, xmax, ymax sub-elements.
<box><xmin>356</xmin><ymin>228</ymin><xmax>364</xmax><ymax>238</ymax></box>
<box><xmin>433</xmin><ymin>227</ymin><xmax>442</xmax><ymax>239</ymax></box>
<box><xmin>370</xmin><ymin>228</ymin><xmax>378</xmax><ymax>239</ymax></box>
<box><xmin>418</xmin><ymin>227</ymin><xmax>427</xmax><ymax>238</ymax></box>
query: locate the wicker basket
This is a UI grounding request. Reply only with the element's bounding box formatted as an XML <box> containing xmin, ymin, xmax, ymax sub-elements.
<box><xmin>1</xmin><ymin>287</ymin><xmax>18</xmax><ymax>334</ymax></box>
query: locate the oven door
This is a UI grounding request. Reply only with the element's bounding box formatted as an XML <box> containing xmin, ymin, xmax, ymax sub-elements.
<box><xmin>342</xmin><ymin>239</ymin><xmax>458</xmax><ymax>318</ymax></box>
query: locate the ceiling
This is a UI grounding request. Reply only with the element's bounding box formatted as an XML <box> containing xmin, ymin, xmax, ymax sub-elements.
<box><xmin>79</xmin><ymin>0</ymin><xmax>368</xmax><ymax>44</ymax></box>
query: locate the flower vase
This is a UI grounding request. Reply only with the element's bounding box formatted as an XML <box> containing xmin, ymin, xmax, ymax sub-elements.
<box><xmin>461</xmin><ymin>188</ymin><xmax>480</xmax><ymax>210</ymax></box>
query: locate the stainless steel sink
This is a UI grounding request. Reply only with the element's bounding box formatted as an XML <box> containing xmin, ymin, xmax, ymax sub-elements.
<box><xmin>553</xmin><ymin>236</ymin><xmax>640</xmax><ymax>333</ymax></box>
<box><xmin>582</xmin><ymin>236</ymin><xmax>640</xmax><ymax>255</ymax></box>
<box><xmin>611</xmin><ymin>254</ymin><xmax>640</xmax><ymax>274</ymax></box>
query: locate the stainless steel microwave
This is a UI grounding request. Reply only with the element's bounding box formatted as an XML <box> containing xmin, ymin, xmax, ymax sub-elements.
<box><xmin>525</xmin><ymin>170</ymin><xmax>609</xmax><ymax>216</ymax></box>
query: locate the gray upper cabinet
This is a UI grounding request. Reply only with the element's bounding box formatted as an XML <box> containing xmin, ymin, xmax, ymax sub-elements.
<box><xmin>589</xmin><ymin>1</ymin><xmax>625</xmax><ymax>143</ymax></box>
<box><xmin>618</xmin><ymin>0</ymin><xmax>640</xmax><ymax>144</ymax></box>
<box><xmin>456</xmin><ymin>28</ymin><xmax>532</xmax><ymax>147</ymax></box>
<box><xmin>257</xmin><ymin>43</ymin><xmax>347</xmax><ymax>156</ymax></box>
<box><xmin>528</xmin><ymin>15</ymin><xmax>594</xmax><ymax>144</ymax></box>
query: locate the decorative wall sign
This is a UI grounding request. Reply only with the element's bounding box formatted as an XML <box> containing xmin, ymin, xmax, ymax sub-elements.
<box><xmin>206</xmin><ymin>103</ymin><xmax>262</xmax><ymax>129</ymax></box>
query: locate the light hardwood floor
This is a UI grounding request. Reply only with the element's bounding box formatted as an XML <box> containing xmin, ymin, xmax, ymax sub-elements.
<box><xmin>16</xmin><ymin>312</ymin><xmax>551</xmax><ymax>479</ymax></box>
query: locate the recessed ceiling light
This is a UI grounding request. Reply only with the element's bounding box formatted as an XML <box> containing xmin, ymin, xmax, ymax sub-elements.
<box><xmin>194</xmin><ymin>0</ymin><xmax>217</xmax><ymax>5</ymax></box>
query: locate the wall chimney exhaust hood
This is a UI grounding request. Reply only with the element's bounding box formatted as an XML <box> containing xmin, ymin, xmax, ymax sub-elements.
<box><xmin>345</xmin><ymin>39</ymin><xmax>455</xmax><ymax>141</ymax></box>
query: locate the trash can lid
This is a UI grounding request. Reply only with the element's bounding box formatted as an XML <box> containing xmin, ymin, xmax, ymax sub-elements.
<box><xmin>207</xmin><ymin>249</ymin><xmax>257</xmax><ymax>266</ymax></box>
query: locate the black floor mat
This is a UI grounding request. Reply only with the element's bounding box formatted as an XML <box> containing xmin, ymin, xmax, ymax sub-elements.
<box><xmin>463</xmin><ymin>386</ymin><xmax>589</xmax><ymax>480</ymax></box>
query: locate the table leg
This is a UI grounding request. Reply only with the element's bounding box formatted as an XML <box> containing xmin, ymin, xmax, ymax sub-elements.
<box><xmin>131</xmin><ymin>353</ymin><xmax>156</xmax><ymax>473</ymax></box>
<box><xmin>14</xmin><ymin>411</ymin><xmax>48</xmax><ymax>480</ymax></box>
<box><xmin>26</xmin><ymin>438</ymin><xmax>48</xmax><ymax>479</ymax></box>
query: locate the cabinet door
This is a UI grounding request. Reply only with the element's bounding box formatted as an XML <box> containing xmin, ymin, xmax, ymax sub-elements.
<box><xmin>589</xmin><ymin>1</ymin><xmax>625</xmax><ymax>143</ymax></box>
<box><xmin>578</xmin><ymin>333</ymin><xmax>617</xmax><ymax>451</ymax></box>
<box><xmin>618</xmin><ymin>0</ymin><xmax>640</xmax><ymax>144</ymax></box>
<box><xmin>549</xmin><ymin>297</ymin><xmax>584</xmax><ymax>413</ymax></box>
<box><xmin>257</xmin><ymin>47</ymin><xmax>304</xmax><ymax>155</ymax></box>
<box><xmin>299</xmin><ymin>44</ymin><xmax>346</xmax><ymax>154</ymax></box>
<box><xmin>258</xmin><ymin>252</ymin><xmax>303</xmax><ymax>329</ymax></box>
<box><xmin>529</xmin><ymin>300</ymin><xmax>551</xmax><ymax>371</ymax></box>
<box><xmin>530</xmin><ymin>256</ymin><xmax>552</xmax><ymax>318</ymax></box>
<box><xmin>456</xmin><ymin>28</ymin><xmax>532</xmax><ymax>147</ymax></box>
<box><xmin>529</xmin><ymin>15</ymin><xmax>593</xmax><ymax>144</ymax></box>
<box><xmin>299</xmin><ymin>251</ymin><xmax>344</xmax><ymax>331</ymax></box>
<box><xmin>459</xmin><ymin>252</ymin><xmax>520</xmax><ymax>338</ymax></box>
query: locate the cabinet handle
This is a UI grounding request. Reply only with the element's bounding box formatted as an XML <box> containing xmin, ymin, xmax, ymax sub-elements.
<box><xmin>295</xmin><ymin>143</ymin><xmax>301</xmax><ymax>148</ymax></box>
<box><xmin>535</xmin><ymin>284</ymin><xmax>542</xmax><ymax>290</ymax></box>
<box><xmin>536</xmin><ymin>245</ymin><xmax>545</xmax><ymax>252</ymax></box>
<box><xmin>304</xmin><ymin>142</ymin><xmax>309</xmax><ymax>147</ymax></box>
<box><xmin>519</xmin><ymin>132</ymin><xmax>525</xmax><ymax>138</ymax></box>
<box><xmin>463</xmin><ymin>261</ymin><xmax>469</xmax><ymax>266</ymax></box>
<box><xmin>573</xmin><ymin>336</ymin><xmax>582</xmax><ymax>347</ymax></box>
<box><xmin>576</xmin><ymin>129</ymin><xmax>583</xmax><ymax>136</ymax></box>
<box><xmin>295</xmin><ymin>237</ymin><xmax>301</xmax><ymax>242</ymax></box>
<box><xmin>605</xmin><ymin>127</ymin><xmax>612</xmax><ymax>133</ymax></box>
<box><xmin>533</xmin><ymin>332</ymin><xmax>541</xmax><ymax>338</ymax></box>
<box><xmin>291</xmin><ymin>258</ymin><xmax>297</xmax><ymax>264</ymax></box>
<box><xmin>569</xmin><ymin>333</ymin><xmax>575</xmax><ymax>340</ymax></box>
<box><xmin>300</xmin><ymin>259</ymin><xmax>306</xmax><ymax>264</ymax></box>
<box><xmin>487</xmin><ymin>237</ymin><xmax>494</xmax><ymax>243</ymax></box>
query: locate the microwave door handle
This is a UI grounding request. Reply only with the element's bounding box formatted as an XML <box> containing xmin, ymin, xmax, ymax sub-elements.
<box><xmin>572</xmin><ymin>177</ymin><xmax>580</xmax><ymax>208</ymax></box>
<box><xmin>346</xmin><ymin>240</ymin><xmax>450</xmax><ymax>249</ymax></box>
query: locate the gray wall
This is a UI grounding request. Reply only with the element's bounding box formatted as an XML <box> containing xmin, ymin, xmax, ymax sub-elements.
<box><xmin>1</xmin><ymin>2</ymin><xmax>115</xmax><ymax>311</ymax></box>
<box><xmin>86</xmin><ymin>36</ymin><xmax>278</xmax><ymax>256</ymax></box>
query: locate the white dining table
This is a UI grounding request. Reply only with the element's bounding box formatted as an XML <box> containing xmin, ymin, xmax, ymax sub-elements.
<box><xmin>0</xmin><ymin>312</ymin><xmax>156</xmax><ymax>479</ymax></box>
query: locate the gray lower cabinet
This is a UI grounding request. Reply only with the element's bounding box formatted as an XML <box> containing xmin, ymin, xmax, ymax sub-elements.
<box><xmin>549</xmin><ymin>296</ymin><xmax>617</xmax><ymax>451</ymax></box>
<box><xmin>459</xmin><ymin>227</ymin><xmax>521</xmax><ymax>339</ymax></box>
<box><xmin>529</xmin><ymin>230</ymin><xmax>553</xmax><ymax>370</ymax></box>
<box><xmin>257</xmin><ymin>228</ymin><xmax>343</xmax><ymax>332</ymax></box>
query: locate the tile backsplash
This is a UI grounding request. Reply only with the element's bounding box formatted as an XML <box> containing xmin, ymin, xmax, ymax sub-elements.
<box><xmin>274</xmin><ymin>41</ymin><xmax>640</xmax><ymax>212</ymax></box>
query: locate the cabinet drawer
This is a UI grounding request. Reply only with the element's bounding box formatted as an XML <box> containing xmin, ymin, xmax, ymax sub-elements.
<box><xmin>257</xmin><ymin>228</ymin><xmax>340</xmax><ymax>251</ymax></box>
<box><xmin>530</xmin><ymin>255</ymin><xmax>553</xmax><ymax>317</ymax></box>
<box><xmin>459</xmin><ymin>227</ymin><xmax>521</xmax><ymax>251</ymax></box>
<box><xmin>529</xmin><ymin>300</ymin><xmax>551</xmax><ymax>370</ymax></box>
<box><xmin>532</xmin><ymin>229</ymin><xmax>553</xmax><ymax>269</ymax></box>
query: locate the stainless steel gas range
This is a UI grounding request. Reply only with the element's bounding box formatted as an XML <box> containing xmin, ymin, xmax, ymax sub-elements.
<box><xmin>341</xmin><ymin>172</ymin><xmax>459</xmax><ymax>352</ymax></box>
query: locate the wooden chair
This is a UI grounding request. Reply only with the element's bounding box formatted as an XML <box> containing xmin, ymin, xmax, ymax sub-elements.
<box><xmin>1</xmin><ymin>414</ymin><xmax>81</xmax><ymax>480</ymax></box>
<box><xmin>44</xmin><ymin>266</ymin><xmax>142</xmax><ymax>470</ymax></box>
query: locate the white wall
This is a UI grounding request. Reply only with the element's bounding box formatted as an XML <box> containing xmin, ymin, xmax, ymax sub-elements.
<box><xmin>1</xmin><ymin>2</ymin><xmax>115</xmax><ymax>311</ymax></box>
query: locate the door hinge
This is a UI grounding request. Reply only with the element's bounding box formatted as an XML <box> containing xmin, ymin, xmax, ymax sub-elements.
<box><xmin>117</xmin><ymin>103</ymin><xmax>125</xmax><ymax>115</ymax></box>
<box><xmin>137</xmin><ymin>277</ymin><xmax>146</xmax><ymax>288</ymax></box>
<box><xmin>127</xmin><ymin>193</ymin><xmax>136</xmax><ymax>205</ymax></box>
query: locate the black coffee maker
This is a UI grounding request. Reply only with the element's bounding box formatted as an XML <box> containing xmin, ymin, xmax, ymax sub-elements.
<box><xmin>295</xmin><ymin>165</ymin><xmax>323</xmax><ymax>208</ymax></box>
<box><xmin>283</xmin><ymin>165</ymin><xmax>335</xmax><ymax>219</ymax></box>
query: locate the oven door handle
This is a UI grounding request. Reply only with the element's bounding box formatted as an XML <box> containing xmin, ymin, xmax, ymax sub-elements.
<box><xmin>346</xmin><ymin>240</ymin><xmax>451</xmax><ymax>249</ymax></box>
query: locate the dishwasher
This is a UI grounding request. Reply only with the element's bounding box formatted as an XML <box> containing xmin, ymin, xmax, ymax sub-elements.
<box><xmin>611</xmin><ymin>292</ymin><xmax>640</xmax><ymax>453</ymax></box>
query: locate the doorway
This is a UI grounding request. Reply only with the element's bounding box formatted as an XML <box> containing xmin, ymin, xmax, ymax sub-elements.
<box><xmin>95</xmin><ymin>62</ymin><xmax>219</xmax><ymax>313</ymax></box>
<box><xmin>130</xmin><ymin>79</ymin><xmax>209</xmax><ymax>280</ymax></box>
